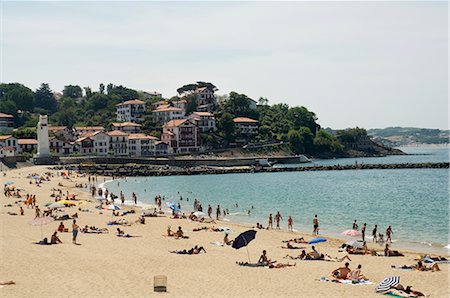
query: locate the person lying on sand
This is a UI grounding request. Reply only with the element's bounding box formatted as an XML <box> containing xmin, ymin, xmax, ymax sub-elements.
<box><xmin>331</xmin><ymin>262</ymin><xmax>351</xmax><ymax>279</ymax></box>
<box><xmin>268</xmin><ymin>262</ymin><xmax>296</xmax><ymax>269</ymax></box>
<box><xmin>323</xmin><ymin>254</ymin><xmax>352</xmax><ymax>262</ymax></box>
<box><xmin>393</xmin><ymin>261</ymin><xmax>440</xmax><ymax>272</ymax></box>
<box><xmin>169</xmin><ymin>245</ymin><xmax>206</xmax><ymax>255</ymax></box>
<box><xmin>383</xmin><ymin>284</ymin><xmax>425</xmax><ymax>297</ymax></box>
<box><xmin>282</xmin><ymin>242</ymin><xmax>304</xmax><ymax>249</ymax></box>
<box><xmin>193</xmin><ymin>226</ymin><xmax>208</xmax><ymax>232</ymax></box>
<box><xmin>282</xmin><ymin>237</ymin><xmax>307</xmax><ymax>244</ymax></box>
<box><xmin>116</xmin><ymin>228</ymin><xmax>138</xmax><ymax>238</ymax></box>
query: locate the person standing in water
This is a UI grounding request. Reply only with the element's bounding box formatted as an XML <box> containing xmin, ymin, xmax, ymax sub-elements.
<box><xmin>361</xmin><ymin>223</ymin><xmax>367</xmax><ymax>241</ymax></box>
<box><xmin>287</xmin><ymin>216</ymin><xmax>293</xmax><ymax>232</ymax></box>
<box><xmin>268</xmin><ymin>214</ymin><xmax>273</xmax><ymax>229</ymax></box>
<box><xmin>386</xmin><ymin>225</ymin><xmax>393</xmax><ymax>243</ymax></box>
<box><xmin>275</xmin><ymin>212</ymin><xmax>282</xmax><ymax>229</ymax></box>
<box><xmin>207</xmin><ymin>204</ymin><xmax>212</xmax><ymax>218</ymax></box>
<box><xmin>372</xmin><ymin>225</ymin><xmax>378</xmax><ymax>243</ymax></box>
<box><xmin>216</xmin><ymin>205</ymin><xmax>221</xmax><ymax>220</ymax></box>
<box><xmin>352</xmin><ymin>220</ymin><xmax>358</xmax><ymax>230</ymax></box>
<box><xmin>313</xmin><ymin>215</ymin><xmax>319</xmax><ymax>236</ymax></box>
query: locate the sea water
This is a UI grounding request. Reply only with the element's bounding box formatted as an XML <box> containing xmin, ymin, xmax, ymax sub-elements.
<box><xmin>103</xmin><ymin>146</ymin><xmax>449</xmax><ymax>254</ymax></box>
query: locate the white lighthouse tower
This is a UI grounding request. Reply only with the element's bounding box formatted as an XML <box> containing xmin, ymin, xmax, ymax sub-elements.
<box><xmin>36</xmin><ymin>115</ymin><xmax>50</xmax><ymax>157</ymax></box>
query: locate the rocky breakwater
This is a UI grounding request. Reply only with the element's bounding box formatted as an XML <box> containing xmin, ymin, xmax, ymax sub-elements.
<box><xmin>73</xmin><ymin>162</ymin><xmax>449</xmax><ymax>177</ymax></box>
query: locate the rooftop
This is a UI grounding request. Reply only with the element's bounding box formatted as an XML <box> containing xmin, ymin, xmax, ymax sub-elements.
<box><xmin>107</xmin><ymin>130</ymin><xmax>129</xmax><ymax>137</ymax></box>
<box><xmin>163</xmin><ymin>119</ymin><xmax>191</xmax><ymax>128</ymax></box>
<box><xmin>18</xmin><ymin>139</ymin><xmax>38</xmax><ymax>145</ymax></box>
<box><xmin>0</xmin><ymin>113</ymin><xmax>14</xmax><ymax>118</ymax></box>
<box><xmin>0</xmin><ymin>135</ymin><xmax>14</xmax><ymax>141</ymax></box>
<box><xmin>153</xmin><ymin>107</ymin><xmax>182</xmax><ymax>112</ymax></box>
<box><xmin>112</xmin><ymin>122</ymin><xmax>142</xmax><ymax>127</ymax></box>
<box><xmin>116</xmin><ymin>99</ymin><xmax>146</xmax><ymax>106</ymax></box>
<box><xmin>233</xmin><ymin>117</ymin><xmax>259</xmax><ymax>123</ymax></box>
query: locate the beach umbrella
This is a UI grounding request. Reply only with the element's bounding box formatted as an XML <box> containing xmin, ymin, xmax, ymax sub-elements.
<box><xmin>308</xmin><ymin>237</ymin><xmax>327</xmax><ymax>244</ymax></box>
<box><xmin>47</xmin><ymin>202</ymin><xmax>66</xmax><ymax>209</ymax></box>
<box><xmin>342</xmin><ymin>229</ymin><xmax>362</xmax><ymax>237</ymax></box>
<box><xmin>56</xmin><ymin>200</ymin><xmax>76</xmax><ymax>206</ymax></box>
<box><xmin>4</xmin><ymin>181</ymin><xmax>14</xmax><ymax>185</ymax></box>
<box><xmin>193</xmin><ymin>211</ymin><xmax>206</xmax><ymax>217</ymax></box>
<box><xmin>165</xmin><ymin>202</ymin><xmax>179</xmax><ymax>212</ymax></box>
<box><xmin>375</xmin><ymin>276</ymin><xmax>400</xmax><ymax>293</ymax></box>
<box><xmin>232</xmin><ymin>230</ymin><xmax>257</xmax><ymax>262</ymax></box>
<box><xmin>29</xmin><ymin>216</ymin><xmax>55</xmax><ymax>239</ymax></box>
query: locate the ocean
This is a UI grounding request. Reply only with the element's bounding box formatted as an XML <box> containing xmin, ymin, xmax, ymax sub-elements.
<box><xmin>102</xmin><ymin>146</ymin><xmax>449</xmax><ymax>254</ymax></box>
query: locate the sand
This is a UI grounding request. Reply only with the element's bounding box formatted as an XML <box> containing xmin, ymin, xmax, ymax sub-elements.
<box><xmin>0</xmin><ymin>166</ymin><xmax>448</xmax><ymax>297</ymax></box>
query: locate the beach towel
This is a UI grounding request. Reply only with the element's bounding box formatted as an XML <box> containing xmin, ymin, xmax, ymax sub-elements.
<box><xmin>318</xmin><ymin>277</ymin><xmax>373</xmax><ymax>285</ymax></box>
<box><xmin>210</xmin><ymin>242</ymin><xmax>225</xmax><ymax>246</ymax></box>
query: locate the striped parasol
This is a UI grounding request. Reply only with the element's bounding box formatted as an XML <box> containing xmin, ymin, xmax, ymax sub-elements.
<box><xmin>29</xmin><ymin>216</ymin><xmax>55</xmax><ymax>239</ymax></box>
<box><xmin>375</xmin><ymin>276</ymin><xmax>400</xmax><ymax>292</ymax></box>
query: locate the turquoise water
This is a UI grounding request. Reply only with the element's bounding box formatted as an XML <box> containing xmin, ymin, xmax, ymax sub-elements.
<box><xmin>104</xmin><ymin>146</ymin><xmax>449</xmax><ymax>253</ymax></box>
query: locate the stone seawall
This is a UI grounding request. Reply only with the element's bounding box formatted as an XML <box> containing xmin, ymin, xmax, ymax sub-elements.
<box><xmin>71</xmin><ymin>162</ymin><xmax>449</xmax><ymax>177</ymax></box>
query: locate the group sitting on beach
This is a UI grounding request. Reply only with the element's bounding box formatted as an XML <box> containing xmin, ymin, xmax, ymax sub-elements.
<box><xmin>393</xmin><ymin>261</ymin><xmax>441</xmax><ymax>272</ymax></box>
<box><xmin>331</xmin><ymin>263</ymin><xmax>367</xmax><ymax>281</ymax></box>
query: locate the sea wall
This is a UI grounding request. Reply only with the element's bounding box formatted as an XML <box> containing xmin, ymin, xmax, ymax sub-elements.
<box><xmin>70</xmin><ymin>162</ymin><xmax>449</xmax><ymax>177</ymax></box>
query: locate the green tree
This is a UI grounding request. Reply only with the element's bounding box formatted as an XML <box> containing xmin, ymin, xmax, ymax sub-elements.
<box><xmin>287</xmin><ymin>106</ymin><xmax>319</xmax><ymax>135</ymax></box>
<box><xmin>0</xmin><ymin>83</ymin><xmax>35</xmax><ymax>111</ymax></box>
<box><xmin>184</xmin><ymin>94</ymin><xmax>198</xmax><ymax>115</ymax></box>
<box><xmin>99</xmin><ymin>83</ymin><xmax>105</xmax><ymax>94</ymax></box>
<box><xmin>35</xmin><ymin>83</ymin><xmax>57</xmax><ymax>114</ymax></box>
<box><xmin>109</xmin><ymin>85</ymin><xmax>139</xmax><ymax>101</ymax></box>
<box><xmin>314</xmin><ymin>129</ymin><xmax>343</xmax><ymax>153</ymax></box>
<box><xmin>224</xmin><ymin>92</ymin><xmax>254</xmax><ymax>117</ymax></box>
<box><xmin>12</xmin><ymin>127</ymin><xmax>36</xmax><ymax>139</ymax></box>
<box><xmin>87</xmin><ymin>93</ymin><xmax>109</xmax><ymax>110</ymax></box>
<box><xmin>177</xmin><ymin>83</ymin><xmax>198</xmax><ymax>95</ymax></box>
<box><xmin>217</xmin><ymin>113</ymin><xmax>235</xmax><ymax>142</ymax></box>
<box><xmin>83</xmin><ymin>87</ymin><xmax>92</xmax><ymax>98</ymax></box>
<box><xmin>63</xmin><ymin>85</ymin><xmax>83</xmax><ymax>99</ymax></box>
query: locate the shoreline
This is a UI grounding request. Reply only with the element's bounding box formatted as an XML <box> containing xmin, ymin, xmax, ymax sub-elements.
<box><xmin>1</xmin><ymin>165</ymin><xmax>449</xmax><ymax>297</ymax></box>
<box><xmin>100</xmin><ymin>178</ymin><xmax>449</xmax><ymax>256</ymax></box>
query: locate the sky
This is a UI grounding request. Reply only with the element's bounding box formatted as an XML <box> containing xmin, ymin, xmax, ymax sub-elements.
<box><xmin>1</xmin><ymin>1</ymin><xmax>448</xmax><ymax>130</ymax></box>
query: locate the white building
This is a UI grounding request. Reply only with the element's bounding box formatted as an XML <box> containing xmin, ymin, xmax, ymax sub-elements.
<box><xmin>107</xmin><ymin>130</ymin><xmax>129</xmax><ymax>156</ymax></box>
<box><xmin>152</xmin><ymin>106</ymin><xmax>185</xmax><ymax>123</ymax></box>
<box><xmin>0</xmin><ymin>146</ymin><xmax>15</xmax><ymax>158</ymax></box>
<box><xmin>128</xmin><ymin>133</ymin><xmax>157</xmax><ymax>157</ymax></box>
<box><xmin>48</xmin><ymin>126</ymin><xmax>72</xmax><ymax>139</ymax></box>
<box><xmin>155</xmin><ymin>141</ymin><xmax>168</xmax><ymax>156</ymax></box>
<box><xmin>0</xmin><ymin>135</ymin><xmax>18</xmax><ymax>154</ymax></box>
<box><xmin>116</xmin><ymin>99</ymin><xmax>146</xmax><ymax>122</ymax></box>
<box><xmin>18</xmin><ymin>139</ymin><xmax>38</xmax><ymax>153</ymax></box>
<box><xmin>111</xmin><ymin>122</ymin><xmax>142</xmax><ymax>133</ymax></box>
<box><xmin>36</xmin><ymin>115</ymin><xmax>50</xmax><ymax>157</ymax></box>
<box><xmin>188</xmin><ymin>112</ymin><xmax>216</xmax><ymax>133</ymax></box>
<box><xmin>91</xmin><ymin>131</ymin><xmax>110</xmax><ymax>156</ymax></box>
<box><xmin>194</xmin><ymin>87</ymin><xmax>216</xmax><ymax>112</ymax></box>
<box><xmin>49</xmin><ymin>137</ymin><xmax>74</xmax><ymax>155</ymax></box>
<box><xmin>233</xmin><ymin>117</ymin><xmax>259</xmax><ymax>135</ymax></box>
<box><xmin>0</xmin><ymin>113</ymin><xmax>14</xmax><ymax>133</ymax></box>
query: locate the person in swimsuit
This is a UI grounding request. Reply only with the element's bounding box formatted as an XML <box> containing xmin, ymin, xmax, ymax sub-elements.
<box><xmin>313</xmin><ymin>215</ymin><xmax>319</xmax><ymax>236</ymax></box>
<box><xmin>275</xmin><ymin>212</ymin><xmax>282</xmax><ymax>229</ymax></box>
<box><xmin>72</xmin><ymin>219</ymin><xmax>79</xmax><ymax>244</ymax></box>
<box><xmin>386</xmin><ymin>225</ymin><xmax>393</xmax><ymax>243</ymax></box>
<box><xmin>361</xmin><ymin>223</ymin><xmax>366</xmax><ymax>241</ymax></box>
<box><xmin>332</xmin><ymin>262</ymin><xmax>351</xmax><ymax>279</ymax></box>
<box><xmin>287</xmin><ymin>216</ymin><xmax>293</xmax><ymax>232</ymax></box>
<box><xmin>372</xmin><ymin>225</ymin><xmax>378</xmax><ymax>243</ymax></box>
<box><xmin>268</xmin><ymin>214</ymin><xmax>273</xmax><ymax>229</ymax></box>
<box><xmin>51</xmin><ymin>231</ymin><xmax>62</xmax><ymax>244</ymax></box>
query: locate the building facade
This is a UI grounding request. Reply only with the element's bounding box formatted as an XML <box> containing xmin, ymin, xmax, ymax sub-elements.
<box><xmin>233</xmin><ymin>117</ymin><xmax>259</xmax><ymax>135</ymax></box>
<box><xmin>161</xmin><ymin>119</ymin><xmax>199</xmax><ymax>154</ymax></box>
<box><xmin>107</xmin><ymin>130</ymin><xmax>129</xmax><ymax>156</ymax></box>
<box><xmin>152</xmin><ymin>107</ymin><xmax>185</xmax><ymax>123</ymax></box>
<box><xmin>0</xmin><ymin>113</ymin><xmax>14</xmax><ymax>133</ymax></box>
<box><xmin>188</xmin><ymin>112</ymin><xmax>216</xmax><ymax>133</ymax></box>
<box><xmin>116</xmin><ymin>99</ymin><xmax>146</xmax><ymax>122</ymax></box>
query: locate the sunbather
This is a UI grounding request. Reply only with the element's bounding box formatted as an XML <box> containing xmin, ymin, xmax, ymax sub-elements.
<box><xmin>395</xmin><ymin>261</ymin><xmax>440</xmax><ymax>272</ymax></box>
<box><xmin>323</xmin><ymin>254</ymin><xmax>352</xmax><ymax>262</ymax></box>
<box><xmin>282</xmin><ymin>242</ymin><xmax>304</xmax><ymax>249</ymax></box>
<box><xmin>258</xmin><ymin>250</ymin><xmax>276</xmax><ymax>265</ymax></box>
<box><xmin>50</xmin><ymin>232</ymin><xmax>62</xmax><ymax>244</ymax></box>
<box><xmin>284</xmin><ymin>250</ymin><xmax>307</xmax><ymax>260</ymax></box>
<box><xmin>282</xmin><ymin>237</ymin><xmax>307</xmax><ymax>244</ymax></box>
<box><xmin>268</xmin><ymin>262</ymin><xmax>296</xmax><ymax>269</ymax></box>
<box><xmin>384</xmin><ymin>243</ymin><xmax>404</xmax><ymax>257</ymax></box>
<box><xmin>349</xmin><ymin>264</ymin><xmax>367</xmax><ymax>281</ymax></box>
<box><xmin>224</xmin><ymin>234</ymin><xmax>233</xmax><ymax>245</ymax></box>
<box><xmin>331</xmin><ymin>262</ymin><xmax>351</xmax><ymax>279</ymax></box>
<box><xmin>307</xmin><ymin>246</ymin><xmax>323</xmax><ymax>260</ymax></box>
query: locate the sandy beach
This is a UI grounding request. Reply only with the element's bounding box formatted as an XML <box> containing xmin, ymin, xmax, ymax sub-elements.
<box><xmin>0</xmin><ymin>166</ymin><xmax>448</xmax><ymax>297</ymax></box>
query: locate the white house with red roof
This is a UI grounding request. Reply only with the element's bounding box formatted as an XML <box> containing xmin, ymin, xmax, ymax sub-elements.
<box><xmin>116</xmin><ymin>99</ymin><xmax>146</xmax><ymax>122</ymax></box>
<box><xmin>152</xmin><ymin>106</ymin><xmax>185</xmax><ymax>123</ymax></box>
<box><xmin>233</xmin><ymin>117</ymin><xmax>259</xmax><ymax>135</ymax></box>
<box><xmin>188</xmin><ymin>112</ymin><xmax>216</xmax><ymax>133</ymax></box>
<box><xmin>161</xmin><ymin>119</ymin><xmax>200</xmax><ymax>154</ymax></box>
<box><xmin>17</xmin><ymin>139</ymin><xmax>38</xmax><ymax>153</ymax></box>
<box><xmin>107</xmin><ymin>130</ymin><xmax>129</xmax><ymax>156</ymax></box>
<box><xmin>111</xmin><ymin>122</ymin><xmax>142</xmax><ymax>133</ymax></box>
<box><xmin>0</xmin><ymin>135</ymin><xmax>18</xmax><ymax>154</ymax></box>
<box><xmin>194</xmin><ymin>87</ymin><xmax>216</xmax><ymax>112</ymax></box>
<box><xmin>128</xmin><ymin>133</ymin><xmax>158</xmax><ymax>157</ymax></box>
<box><xmin>49</xmin><ymin>137</ymin><xmax>74</xmax><ymax>155</ymax></box>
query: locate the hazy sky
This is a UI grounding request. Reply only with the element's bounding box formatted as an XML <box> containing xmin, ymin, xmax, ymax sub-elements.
<box><xmin>2</xmin><ymin>1</ymin><xmax>448</xmax><ymax>129</ymax></box>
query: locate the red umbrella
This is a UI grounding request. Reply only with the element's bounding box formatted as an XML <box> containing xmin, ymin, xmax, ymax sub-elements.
<box><xmin>341</xmin><ymin>229</ymin><xmax>361</xmax><ymax>237</ymax></box>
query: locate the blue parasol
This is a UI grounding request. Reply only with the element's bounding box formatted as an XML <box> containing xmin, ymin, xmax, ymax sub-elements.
<box><xmin>308</xmin><ymin>237</ymin><xmax>327</xmax><ymax>244</ymax></box>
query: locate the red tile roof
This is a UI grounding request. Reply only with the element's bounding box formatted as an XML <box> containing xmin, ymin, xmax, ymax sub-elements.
<box><xmin>107</xmin><ymin>130</ymin><xmax>128</xmax><ymax>136</ymax></box>
<box><xmin>233</xmin><ymin>117</ymin><xmax>258</xmax><ymax>123</ymax></box>
<box><xmin>18</xmin><ymin>139</ymin><xmax>38</xmax><ymax>145</ymax></box>
<box><xmin>116</xmin><ymin>99</ymin><xmax>145</xmax><ymax>106</ymax></box>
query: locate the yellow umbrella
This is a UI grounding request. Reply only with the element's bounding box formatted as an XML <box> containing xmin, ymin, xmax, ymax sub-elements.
<box><xmin>56</xmin><ymin>200</ymin><xmax>76</xmax><ymax>206</ymax></box>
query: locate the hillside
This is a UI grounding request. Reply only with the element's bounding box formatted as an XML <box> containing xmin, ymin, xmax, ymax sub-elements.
<box><xmin>368</xmin><ymin>127</ymin><xmax>449</xmax><ymax>146</ymax></box>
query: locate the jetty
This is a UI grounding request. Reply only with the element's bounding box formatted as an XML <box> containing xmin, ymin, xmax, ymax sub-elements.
<box><xmin>70</xmin><ymin>162</ymin><xmax>449</xmax><ymax>177</ymax></box>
